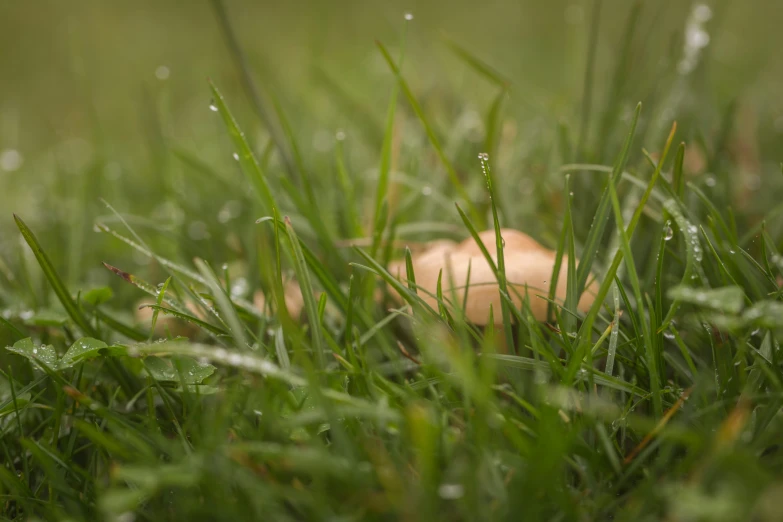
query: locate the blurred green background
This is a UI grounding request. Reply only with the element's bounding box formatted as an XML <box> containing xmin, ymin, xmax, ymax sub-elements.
<box><xmin>1</xmin><ymin>0</ymin><xmax>783</xmax><ymax>296</ymax></box>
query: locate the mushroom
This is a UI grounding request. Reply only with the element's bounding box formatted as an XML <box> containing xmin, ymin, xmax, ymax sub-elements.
<box><xmin>387</xmin><ymin>228</ymin><xmax>599</xmax><ymax>325</ymax></box>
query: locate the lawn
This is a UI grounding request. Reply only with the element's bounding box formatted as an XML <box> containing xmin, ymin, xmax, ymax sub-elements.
<box><xmin>2</xmin><ymin>1</ymin><xmax>783</xmax><ymax>520</ymax></box>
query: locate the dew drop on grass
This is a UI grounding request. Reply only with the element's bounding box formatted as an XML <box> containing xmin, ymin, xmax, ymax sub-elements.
<box><xmin>705</xmin><ymin>176</ymin><xmax>717</xmax><ymax>187</ymax></box>
<box><xmin>693</xmin><ymin>3</ymin><xmax>713</xmax><ymax>22</ymax></box>
<box><xmin>421</xmin><ymin>186</ymin><xmax>432</xmax><ymax>196</ymax></box>
<box><xmin>0</xmin><ymin>149</ymin><xmax>23</xmax><ymax>172</ymax></box>
<box><xmin>663</xmin><ymin>221</ymin><xmax>674</xmax><ymax>241</ymax></box>
<box><xmin>335</xmin><ymin>129</ymin><xmax>346</xmax><ymax>141</ymax></box>
<box><xmin>155</xmin><ymin>65</ymin><xmax>170</xmax><ymax>80</ymax></box>
<box><xmin>231</xmin><ymin>277</ymin><xmax>249</xmax><ymax>297</ymax></box>
<box><xmin>209</xmin><ymin>100</ymin><xmax>218</xmax><ymax>112</ymax></box>
<box><xmin>438</xmin><ymin>483</ymin><xmax>464</xmax><ymax>499</ymax></box>
<box><xmin>404</xmin><ymin>12</ymin><xmax>414</xmax><ymax>20</ymax></box>
<box><xmin>232</xmin><ymin>153</ymin><xmax>240</xmax><ymax>161</ymax></box>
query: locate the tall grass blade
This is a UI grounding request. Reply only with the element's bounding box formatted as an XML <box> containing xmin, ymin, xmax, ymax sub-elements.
<box><xmin>376</xmin><ymin>40</ymin><xmax>481</xmax><ymax>226</ymax></box>
<box><xmin>13</xmin><ymin>215</ymin><xmax>97</xmax><ymax>337</ymax></box>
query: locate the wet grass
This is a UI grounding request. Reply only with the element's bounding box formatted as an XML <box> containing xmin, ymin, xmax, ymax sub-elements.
<box><xmin>2</xmin><ymin>1</ymin><xmax>783</xmax><ymax>520</ymax></box>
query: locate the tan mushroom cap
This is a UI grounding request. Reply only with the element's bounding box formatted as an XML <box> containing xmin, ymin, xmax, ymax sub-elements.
<box><xmin>387</xmin><ymin>228</ymin><xmax>599</xmax><ymax>324</ymax></box>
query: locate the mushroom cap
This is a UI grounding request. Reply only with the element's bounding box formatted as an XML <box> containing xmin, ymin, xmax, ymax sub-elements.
<box><xmin>386</xmin><ymin>228</ymin><xmax>599</xmax><ymax>324</ymax></box>
<box><xmin>457</xmin><ymin>228</ymin><xmax>547</xmax><ymax>257</ymax></box>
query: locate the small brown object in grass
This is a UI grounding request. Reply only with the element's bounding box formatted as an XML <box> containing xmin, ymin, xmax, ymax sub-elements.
<box><xmin>386</xmin><ymin>228</ymin><xmax>600</xmax><ymax>325</ymax></box>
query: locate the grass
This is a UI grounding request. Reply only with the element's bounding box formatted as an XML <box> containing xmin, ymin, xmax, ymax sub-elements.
<box><xmin>3</xmin><ymin>1</ymin><xmax>783</xmax><ymax>520</ymax></box>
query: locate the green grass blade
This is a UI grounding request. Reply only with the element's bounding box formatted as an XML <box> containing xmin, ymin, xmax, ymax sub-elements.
<box><xmin>442</xmin><ymin>38</ymin><xmax>511</xmax><ymax>88</ymax></box>
<box><xmin>672</xmin><ymin>143</ymin><xmax>685</xmax><ymax>198</ymax></box>
<box><xmin>576</xmin><ymin>0</ymin><xmax>604</xmax><ymax>158</ymax></box>
<box><xmin>283</xmin><ymin>217</ymin><xmax>326</xmax><ymax>370</ymax></box>
<box><xmin>209</xmin><ymin>82</ymin><xmax>277</xmax><ymax>215</ymax></box>
<box><xmin>149</xmin><ymin>276</ymin><xmax>171</xmax><ymax>341</ymax></box>
<box><xmin>13</xmin><ymin>214</ymin><xmax>97</xmax><ymax>337</ymax></box>
<box><xmin>208</xmin><ymin>0</ymin><xmax>294</xmax><ymax>175</ymax></box>
<box><xmin>195</xmin><ymin>258</ymin><xmax>249</xmax><ymax>349</ymax></box>
<box><xmin>370</xmin><ymin>26</ymin><xmax>407</xmax><ymax>258</ymax></box>
<box><xmin>562</xmin><ymin>174</ymin><xmax>578</xmax><ymax>337</ymax></box>
<box><xmin>375</xmin><ymin>40</ymin><xmax>481</xmax><ymax>226</ymax></box>
<box><xmin>137</xmin><ymin>305</ymin><xmax>229</xmax><ymax>336</ymax></box>
<box><xmin>575</xmin><ymin>102</ymin><xmax>641</xmax><ymax>299</ymax></box>
<box><xmin>607</xmin><ymin>176</ymin><xmax>662</xmax><ymax>417</ymax></box>
<box><xmin>479</xmin><ymin>153</ymin><xmax>515</xmax><ymax>350</ymax></box>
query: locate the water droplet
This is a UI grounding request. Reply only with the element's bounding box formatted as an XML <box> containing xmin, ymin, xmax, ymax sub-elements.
<box><xmin>0</xmin><ymin>149</ymin><xmax>23</xmax><ymax>172</ymax></box>
<box><xmin>663</xmin><ymin>222</ymin><xmax>674</xmax><ymax>241</ymax></box>
<box><xmin>477</xmin><ymin>152</ymin><xmax>489</xmax><ymax>161</ymax></box>
<box><xmin>687</xmin><ymin>28</ymin><xmax>710</xmax><ymax>49</ymax></box>
<box><xmin>421</xmin><ymin>186</ymin><xmax>433</xmax><ymax>196</ymax></box>
<box><xmin>155</xmin><ymin>65</ymin><xmax>170</xmax><ymax>80</ymax></box>
<box><xmin>438</xmin><ymin>483</ymin><xmax>464</xmax><ymax>499</ymax></box>
<box><xmin>693</xmin><ymin>4</ymin><xmax>713</xmax><ymax>23</ymax></box>
<box><xmin>209</xmin><ymin>100</ymin><xmax>218</xmax><ymax>112</ymax></box>
<box><xmin>729</xmin><ymin>249</ymin><xmax>736</xmax><ymax>254</ymax></box>
<box><xmin>231</xmin><ymin>277</ymin><xmax>249</xmax><ymax>298</ymax></box>
<box><xmin>569</xmin><ymin>191</ymin><xmax>574</xmax><ymax>196</ymax></box>
<box><xmin>705</xmin><ymin>176</ymin><xmax>716</xmax><ymax>187</ymax></box>
<box><xmin>404</xmin><ymin>12</ymin><xmax>414</xmax><ymax>21</ymax></box>
<box><xmin>335</xmin><ymin>129</ymin><xmax>346</xmax><ymax>141</ymax></box>
<box><xmin>232</xmin><ymin>152</ymin><xmax>240</xmax><ymax>161</ymax></box>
